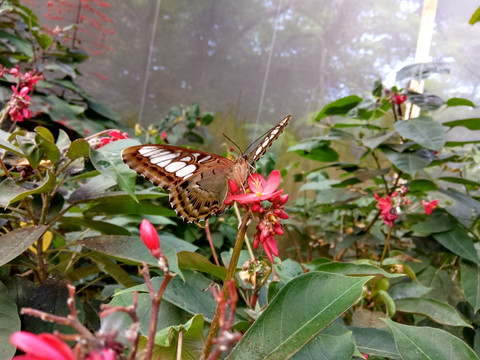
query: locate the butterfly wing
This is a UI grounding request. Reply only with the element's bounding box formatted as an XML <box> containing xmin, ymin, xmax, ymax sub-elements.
<box><xmin>247</xmin><ymin>115</ymin><xmax>291</xmax><ymax>166</ymax></box>
<box><xmin>122</xmin><ymin>145</ymin><xmax>239</xmax><ymax>222</ymax></box>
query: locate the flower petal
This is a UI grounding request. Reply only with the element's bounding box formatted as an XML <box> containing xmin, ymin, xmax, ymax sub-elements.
<box><xmin>10</xmin><ymin>332</ymin><xmax>74</xmax><ymax>360</ymax></box>
<box><xmin>262</xmin><ymin>170</ymin><xmax>281</xmax><ymax>193</ymax></box>
<box><xmin>248</xmin><ymin>173</ymin><xmax>266</xmax><ymax>193</ymax></box>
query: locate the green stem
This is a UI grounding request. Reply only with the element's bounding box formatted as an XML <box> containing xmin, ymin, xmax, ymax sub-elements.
<box><xmin>380</xmin><ymin>225</ymin><xmax>393</xmax><ymax>266</ymax></box>
<box><xmin>202</xmin><ymin>212</ymin><xmax>251</xmax><ymax>358</ymax></box>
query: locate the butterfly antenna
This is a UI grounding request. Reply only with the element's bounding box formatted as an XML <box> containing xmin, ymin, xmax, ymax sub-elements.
<box><xmin>221</xmin><ymin>132</ymin><xmax>244</xmax><ymax>155</ymax></box>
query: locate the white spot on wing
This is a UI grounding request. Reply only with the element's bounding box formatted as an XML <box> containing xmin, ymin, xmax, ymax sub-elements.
<box><xmin>180</xmin><ymin>156</ymin><xmax>191</xmax><ymax>161</ymax></box>
<box><xmin>150</xmin><ymin>153</ymin><xmax>177</xmax><ymax>164</ymax></box>
<box><xmin>165</xmin><ymin>162</ymin><xmax>186</xmax><ymax>172</ymax></box>
<box><xmin>139</xmin><ymin>147</ymin><xmax>163</xmax><ymax>156</ymax></box>
<box><xmin>197</xmin><ymin>155</ymin><xmax>211</xmax><ymax>163</ymax></box>
<box><xmin>176</xmin><ymin>164</ymin><xmax>197</xmax><ymax>178</ymax></box>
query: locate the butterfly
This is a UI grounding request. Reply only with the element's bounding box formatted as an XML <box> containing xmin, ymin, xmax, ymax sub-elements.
<box><xmin>122</xmin><ymin>115</ymin><xmax>291</xmax><ymax>222</ymax></box>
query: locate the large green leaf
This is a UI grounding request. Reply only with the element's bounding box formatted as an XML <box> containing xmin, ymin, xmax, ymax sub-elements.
<box><xmin>410</xmin><ymin>210</ymin><xmax>456</xmax><ymax>235</ymax></box>
<box><xmin>114</xmin><ymin>271</ymin><xmax>218</xmax><ymax>322</ymax></box>
<box><xmin>0</xmin><ymin>225</ymin><xmax>48</xmax><ymax>266</ymax></box>
<box><xmin>443</xmin><ymin>118</ymin><xmax>480</xmax><ymax>130</ymax></box>
<box><xmin>407</xmin><ymin>92</ymin><xmax>445</xmax><ymax>111</ymax></box>
<box><xmin>146</xmin><ymin>314</ymin><xmax>204</xmax><ymax>360</ymax></box>
<box><xmin>0</xmin><ymin>281</ymin><xmax>20</xmax><ymax>360</ymax></box>
<box><xmin>314</xmin><ymin>95</ymin><xmax>362</xmax><ymax>121</ymax></box>
<box><xmin>362</xmin><ymin>131</ymin><xmax>396</xmax><ymax>149</ymax></box>
<box><xmin>0</xmin><ymin>129</ymin><xmax>23</xmax><ymax>156</ymax></box>
<box><xmin>446</xmin><ymin>98</ymin><xmax>475</xmax><ymax>108</ymax></box>
<box><xmin>288</xmin><ymin>139</ymin><xmax>339</xmax><ymax>162</ymax></box>
<box><xmin>383</xmin><ymin>148</ymin><xmax>432</xmax><ymax>175</ymax></box>
<box><xmin>461</xmin><ymin>261</ymin><xmax>480</xmax><ymax>313</ymax></box>
<box><xmin>83</xmin><ymin>199</ymin><xmax>175</xmax><ymax>217</ymax></box>
<box><xmin>228</xmin><ymin>272</ymin><xmax>371</xmax><ymax>359</ymax></box>
<box><xmin>177</xmin><ymin>251</ymin><xmax>226</xmax><ymax>280</ymax></box>
<box><xmin>310</xmin><ymin>262</ymin><xmax>405</xmax><ymax>279</ymax></box>
<box><xmin>90</xmin><ymin>139</ymin><xmax>140</xmax><ymax>200</ymax></box>
<box><xmin>383</xmin><ymin>319</ymin><xmax>479</xmax><ymax>360</ymax></box>
<box><xmin>433</xmin><ymin>226</ymin><xmax>478</xmax><ymax>264</ymax></box>
<box><xmin>394</xmin><ymin>117</ymin><xmax>446</xmax><ymax>150</ymax></box>
<box><xmin>291</xmin><ymin>323</ymin><xmax>357</xmax><ymax>360</ymax></box>
<box><xmin>0</xmin><ymin>171</ymin><xmax>56</xmax><ymax>207</ymax></box>
<box><xmin>88</xmin><ymin>252</ymin><xmax>137</xmax><ymax>288</ymax></box>
<box><xmin>395</xmin><ymin>298</ymin><xmax>471</xmax><ymax>327</ymax></box>
<box><xmin>396</xmin><ymin>62</ymin><xmax>450</xmax><ymax>82</ymax></box>
<box><xmin>350</xmin><ymin>326</ymin><xmax>400</xmax><ymax>359</ymax></box>
<box><xmin>78</xmin><ymin>235</ymin><xmax>182</xmax><ymax>279</ymax></box>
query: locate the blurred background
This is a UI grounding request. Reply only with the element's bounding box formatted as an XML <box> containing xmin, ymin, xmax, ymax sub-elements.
<box><xmin>23</xmin><ymin>0</ymin><xmax>480</xmax><ymax>156</ymax></box>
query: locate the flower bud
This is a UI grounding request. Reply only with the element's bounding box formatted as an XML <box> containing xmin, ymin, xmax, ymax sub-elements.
<box><xmin>139</xmin><ymin>219</ymin><xmax>161</xmax><ymax>258</ymax></box>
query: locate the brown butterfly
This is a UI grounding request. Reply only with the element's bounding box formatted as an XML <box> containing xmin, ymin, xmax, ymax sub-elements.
<box><xmin>122</xmin><ymin>115</ymin><xmax>291</xmax><ymax>222</ymax></box>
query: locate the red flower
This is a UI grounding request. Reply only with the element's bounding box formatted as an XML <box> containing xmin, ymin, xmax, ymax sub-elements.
<box><xmin>10</xmin><ymin>331</ymin><xmax>74</xmax><ymax>360</ymax></box>
<box><xmin>393</xmin><ymin>93</ymin><xmax>407</xmax><ymax>105</ymax></box>
<box><xmin>225</xmin><ymin>170</ymin><xmax>283</xmax><ymax>205</ymax></box>
<box><xmin>8</xmin><ymin>86</ymin><xmax>31</xmax><ymax>122</ymax></box>
<box><xmin>140</xmin><ymin>219</ymin><xmax>161</xmax><ymax>258</ymax></box>
<box><xmin>95</xmin><ymin>130</ymin><xmax>129</xmax><ymax>148</ymax></box>
<box><xmin>375</xmin><ymin>194</ymin><xmax>398</xmax><ymax>227</ymax></box>
<box><xmin>86</xmin><ymin>349</ymin><xmax>116</xmax><ymax>360</ymax></box>
<box><xmin>422</xmin><ymin>199</ymin><xmax>438</xmax><ymax>215</ymax></box>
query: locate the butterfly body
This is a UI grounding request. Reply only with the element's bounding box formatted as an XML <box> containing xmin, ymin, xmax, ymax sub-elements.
<box><xmin>122</xmin><ymin>115</ymin><xmax>290</xmax><ymax>222</ymax></box>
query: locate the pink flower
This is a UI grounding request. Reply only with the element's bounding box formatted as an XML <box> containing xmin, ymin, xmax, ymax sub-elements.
<box><xmin>10</xmin><ymin>331</ymin><xmax>74</xmax><ymax>360</ymax></box>
<box><xmin>8</xmin><ymin>85</ymin><xmax>32</xmax><ymax>122</ymax></box>
<box><xmin>161</xmin><ymin>131</ymin><xmax>167</xmax><ymax>141</ymax></box>
<box><xmin>140</xmin><ymin>219</ymin><xmax>161</xmax><ymax>258</ymax></box>
<box><xmin>225</xmin><ymin>170</ymin><xmax>283</xmax><ymax>205</ymax></box>
<box><xmin>86</xmin><ymin>349</ymin><xmax>116</xmax><ymax>360</ymax></box>
<box><xmin>422</xmin><ymin>199</ymin><xmax>438</xmax><ymax>215</ymax></box>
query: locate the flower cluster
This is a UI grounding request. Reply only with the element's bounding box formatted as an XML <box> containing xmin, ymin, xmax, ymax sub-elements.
<box><xmin>374</xmin><ymin>188</ymin><xmax>438</xmax><ymax>227</ymax></box>
<box><xmin>95</xmin><ymin>130</ymin><xmax>129</xmax><ymax>148</ymax></box>
<box><xmin>1</xmin><ymin>66</ymin><xmax>43</xmax><ymax>123</ymax></box>
<box><xmin>225</xmin><ymin>170</ymin><xmax>288</xmax><ymax>262</ymax></box>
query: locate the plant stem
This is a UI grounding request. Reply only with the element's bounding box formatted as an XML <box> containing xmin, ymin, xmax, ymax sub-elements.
<box><xmin>202</xmin><ymin>212</ymin><xmax>251</xmax><ymax>359</ymax></box>
<box><xmin>380</xmin><ymin>225</ymin><xmax>393</xmax><ymax>266</ymax></box>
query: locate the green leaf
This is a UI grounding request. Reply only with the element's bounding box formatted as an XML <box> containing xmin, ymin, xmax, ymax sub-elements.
<box><xmin>288</xmin><ymin>139</ymin><xmax>339</xmax><ymax>162</ymax></box>
<box><xmin>394</xmin><ymin>117</ymin><xmax>446</xmax><ymax>150</ymax></box>
<box><xmin>351</xmin><ymin>326</ymin><xmax>400</xmax><ymax>360</ymax></box>
<box><xmin>0</xmin><ymin>225</ymin><xmax>48</xmax><ymax>266</ymax></box>
<box><xmin>0</xmin><ymin>129</ymin><xmax>22</xmax><ymax>156</ymax></box>
<box><xmin>382</xmin><ymin>148</ymin><xmax>432</xmax><ymax>175</ymax></box>
<box><xmin>409</xmin><ymin>179</ymin><xmax>438</xmax><ymax>192</ymax></box>
<box><xmin>152</xmin><ymin>314</ymin><xmax>204</xmax><ymax>360</ymax></box>
<box><xmin>410</xmin><ymin>210</ymin><xmax>456</xmax><ymax>235</ymax></box>
<box><xmin>378</xmin><ymin>289</ymin><xmax>396</xmax><ymax>317</ymax></box>
<box><xmin>16</xmin><ymin>135</ymin><xmax>42</xmax><ymax>168</ymax></box>
<box><xmin>383</xmin><ymin>319</ymin><xmax>479</xmax><ymax>360</ymax></box>
<box><xmin>44</xmin><ymin>61</ymin><xmax>76</xmax><ymax>78</ymax></box>
<box><xmin>470</xmin><ymin>7</ymin><xmax>480</xmax><ymax>25</ymax></box>
<box><xmin>292</xmin><ymin>324</ymin><xmax>356</xmax><ymax>360</ymax></box>
<box><xmin>201</xmin><ymin>113</ymin><xmax>214</xmax><ymax>125</ymax></box>
<box><xmin>0</xmin><ymin>30</ymin><xmax>33</xmax><ymax>58</ymax></box>
<box><xmin>433</xmin><ymin>226</ymin><xmax>478</xmax><ymax>264</ymax></box>
<box><xmin>446</xmin><ymin>97</ymin><xmax>475</xmax><ymax>108</ymax></box>
<box><xmin>115</xmin><ymin>271</ymin><xmax>218</xmax><ymax>322</ymax></box>
<box><xmin>177</xmin><ymin>251</ymin><xmax>226</xmax><ymax>280</ymax></box>
<box><xmin>35</xmin><ymin>128</ymin><xmax>61</xmax><ymax>163</ymax></box>
<box><xmin>66</xmin><ymin>139</ymin><xmax>90</xmax><ymax>159</ymax></box>
<box><xmin>396</xmin><ymin>62</ymin><xmax>450</xmax><ymax>82</ymax></box>
<box><xmin>312</xmin><ymin>262</ymin><xmax>405</xmax><ymax>278</ymax></box>
<box><xmin>78</xmin><ymin>235</ymin><xmax>183</xmax><ymax>280</ymax></box>
<box><xmin>439</xmin><ymin>177</ymin><xmax>480</xmax><ymax>188</ymax></box>
<box><xmin>408</xmin><ymin>92</ymin><xmax>445</xmax><ymax>111</ymax></box>
<box><xmin>389</xmin><ymin>283</ymin><xmax>432</xmax><ymax>300</ymax></box>
<box><xmin>315</xmin><ymin>95</ymin><xmax>362</xmax><ymax>121</ymax></box>
<box><xmin>443</xmin><ymin>118</ymin><xmax>480</xmax><ymax>130</ymax></box>
<box><xmin>0</xmin><ymin>281</ymin><xmax>21</xmax><ymax>360</ymax></box>
<box><xmin>362</xmin><ymin>131</ymin><xmax>396</xmax><ymax>149</ymax></box>
<box><xmin>88</xmin><ymin>252</ymin><xmax>136</xmax><ymax>288</ymax></box>
<box><xmin>90</xmin><ymin>139</ymin><xmax>139</xmax><ymax>200</ymax></box>
<box><xmin>43</xmin><ymin>94</ymin><xmax>85</xmax><ymax>121</ymax></box>
<box><xmin>395</xmin><ymin>298</ymin><xmax>471</xmax><ymax>327</ymax></box>
<box><xmin>461</xmin><ymin>261</ymin><xmax>480</xmax><ymax>313</ymax></box>
<box><xmin>85</xmin><ymin>97</ymin><xmax>121</xmax><ymax>121</ymax></box>
<box><xmin>83</xmin><ymin>199</ymin><xmax>175</xmax><ymax>217</ymax></box>
<box><xmin>35</xmin><ymin>33</ymin><xmax>53</xmax><ymax>49</ymax></box>
<box><xmin>58</xmin><ymin>217</ymin><xmax>131</xmax><ymax>235</ymax></box>
<box><xmin>228</xmin><ymin>272</ymin><xmax>372</xmax><ymax>359</ymax></box>
<box><xmin>0</xmin><ymin>171</ymin><xmax>56</xmax><ymax>207</ymax></box>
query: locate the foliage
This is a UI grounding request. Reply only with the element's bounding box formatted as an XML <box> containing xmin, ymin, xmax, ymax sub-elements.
<box><xmin>2</xmin><ymin>1</ymin><xmax>480</xmax><ymax>360</ymax></box>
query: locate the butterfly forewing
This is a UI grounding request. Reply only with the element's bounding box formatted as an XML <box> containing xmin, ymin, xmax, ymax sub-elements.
<box><xmin>122</xmin><ymin>115</ymin><xmax>290</xmax><ymax>222</ymax></box>
<box><xmin>247</xmin><ymin>115</ymin><xmax>291</xmax><ymax>166</ymax></box>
